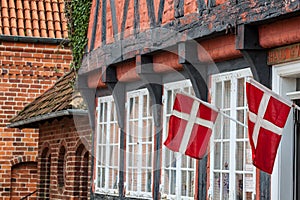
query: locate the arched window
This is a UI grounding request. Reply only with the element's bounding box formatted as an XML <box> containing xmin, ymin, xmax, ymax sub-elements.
<box><xmin>74</xmin><ymin>144</ymin><xmax>84</xmax><ymax>197</ymax></box>
<box><xmin>74</xmin><ymin>144</ymin><xmax>89</xmax><ymax>199</ymax></box>
<box><xmin>57</xmin><ymin>145</ymin><xmax>66</xmax><ymax>192</ymax></box>
<box><xmin>81</xmin><ymin>151</ymin><xmax>89</xmax><ymax>198</ymax></box>
<box><xmin>39</xmin><ymin>147</ymin><xmax>51</xmax><ymax>199</ymax></box>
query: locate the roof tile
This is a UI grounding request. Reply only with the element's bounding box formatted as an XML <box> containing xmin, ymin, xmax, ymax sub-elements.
<box><xmin>10</xmin><ymin>70</ymin><xmax>86</xmax><ymax>123</ymax></box>
<box><xmin>1</xmin><ymin>0</ymin><xmax>69</xmax><ymax>39</ymax></box>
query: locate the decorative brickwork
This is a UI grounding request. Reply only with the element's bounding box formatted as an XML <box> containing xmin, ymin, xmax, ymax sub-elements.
<box><xmin>0</xmin><ymin>41</ymin><xmax>71</xmax><ymax>199</ymax></box>
<box><xmin>37</xmin><ymin>116</ymin><xmax>91</xmax><ymax>199</ymax></box>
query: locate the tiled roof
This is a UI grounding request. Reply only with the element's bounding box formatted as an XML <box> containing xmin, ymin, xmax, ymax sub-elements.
<box><xmin>10</xmin><ymin>70</ymin><xmax>86</xmax><ymax>124</ymax></box>
<box><xmin>0</xmin><ymin>0</ymin><xmax>68</xmax><ymax>38</ymax></box>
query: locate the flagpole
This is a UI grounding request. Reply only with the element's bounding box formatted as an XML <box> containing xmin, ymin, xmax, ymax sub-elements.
<box><xmin>293</xmin><ymin>103</ymin><xmax>300</xmax><ymax>111</ymax></box>
<box><xmin>218</xmin><ymin>110</ymin><xmax>248</xmax><ymax>128</ymax></box>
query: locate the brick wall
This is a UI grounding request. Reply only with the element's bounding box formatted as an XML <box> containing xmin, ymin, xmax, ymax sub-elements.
<box><xmin>37</xmin><ymin>116</ymin><xmax>91</xmax><ymax>200</ymax></box>
<box><xmin>11</xmin><ymin>162</ymin><xmax>37</xmax><ymax>200</ymax></box>
<box><xmin>0</xmin><ymin>41</ymin><xmax>72</xmax><ymax>199</ymax></box>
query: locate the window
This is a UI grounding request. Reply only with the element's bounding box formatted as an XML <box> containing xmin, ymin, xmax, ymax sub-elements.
<box><xmin>161</xmin><ymin>80</ymin><xmax>197</xmax><ymax>199</ymax></box>
<box><xmin>209</xmin><ymin>68</ymin><xmax>255</xmax><ymax>200</ymax></box>
<box><xmin>74</xmin><ymin>144</ymin><xmax>89</xmax><ymax>198</ymax></box>
<box><xmin>39</xmin><ymin>147</ymin><xmax>51</xmax><ymax>199</ymax></box>
<box><xmin>126</xmin><ymin>88</ymin><xmax>154</xmax><ymax>198</ymax></box>
<box><xmin>57</xmin><ymin>145</ymin><xmax>66</xmax><ymax>192</ymax></box>
<box><xmin>96</xmin><ymin>96</ymin><xmax>120</xmax><ymax>195</ymax></box>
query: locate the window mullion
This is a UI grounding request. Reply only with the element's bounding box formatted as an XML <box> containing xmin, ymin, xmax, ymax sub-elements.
<box><xmin>176</xmin><ymin>153</ymin><xmax>182</xmax><ymax>199</ymax></box>
<box><xmin>229</xmin><ymin>77</ymin><xmax>237</xmax><ymax>199</ymax></box>
<box><xmin>95</xmin><ymin>99</ymin><xmax>101</xmax><ymax>189</ymax></box>
<box><xmin>137</xmin><ymin>93</ymin><xmax>143</xmax><ymax>195</ymax></box>
<box><xmin>105</xmin><ymin>101</ymin><xmax>112</xmax><ymax>191</ymax></box>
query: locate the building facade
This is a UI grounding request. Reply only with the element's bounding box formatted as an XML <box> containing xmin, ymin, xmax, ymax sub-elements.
<box><xmin>9</xmin><ymin>71</ymin><xmax>92</xmax><ymax>199</ymax></box>
<box><xmin>0</xmin><ymin>0</ymin><xmax>71</xmax><ymax>199</ymax></box>
<box><xmin>78</xmin><ymin>0</ymin><xmax>300</xmax><ymax>199</ymax></box>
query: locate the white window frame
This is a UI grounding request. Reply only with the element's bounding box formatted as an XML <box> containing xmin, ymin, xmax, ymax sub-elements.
<box><xmin>209</xmin><ymin>68</ymin><xmax>256</xmax><ymax>200</ymax></box>
<box><xmin>161</xmin><ymin>80</ymin><xmax>197</xmax><ymax>200</ymax></box>
<box><xmin>271</xmin><ymin>61</ymin><xmax>300</xmax><ymax>200</ymax></box>
<box><xmin>125</xmin><ymin>88</ymin><xmax>154</xmax><ymax>198</ymax></box>
<box><xmin>95</xmin><ymin>95</ymin><xmax>120</xmax><ymax>195</ymax></box>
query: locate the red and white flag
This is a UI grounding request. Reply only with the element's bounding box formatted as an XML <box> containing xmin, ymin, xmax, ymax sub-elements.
<box><xmin>246</xmin><ymin>78</ymin><xmax>292</xmax><ymax>174</ymax></box>
<box><xmin>164</xmin><ymin>93</ymin><xmax>219</xmax><ymax>159</ymax></box>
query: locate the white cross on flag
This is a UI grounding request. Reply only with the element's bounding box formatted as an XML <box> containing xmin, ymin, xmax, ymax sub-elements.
<box><xmin>164</xmin><ymin>93</ymin><xmax>219</xmax><ymax>159</ymax></box>
<box><xmin>246</xmin><ymin>78</ymin><xmax>292</xmax><ymax>174</ymax></box>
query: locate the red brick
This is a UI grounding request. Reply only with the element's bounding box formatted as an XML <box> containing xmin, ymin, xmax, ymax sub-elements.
<box><xmin>0</xmin><ymin>40</ymin><xmax>71</xmax><ymax>199</ymax></box>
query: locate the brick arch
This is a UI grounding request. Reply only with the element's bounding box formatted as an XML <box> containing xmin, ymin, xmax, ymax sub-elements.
<box><xmin>9</xmin><ymin>155</ymin><xmax>37</xmax><ymax>166</ymax></box>
<box><xmin>74</xmin><ymin>136</ymin><xmax>91</xmax><ymax>153</ymax></box>
<box><xmin>40</xmin><ymin>142</ymin><xmax>51</xmax><ymax>156</ymax></box>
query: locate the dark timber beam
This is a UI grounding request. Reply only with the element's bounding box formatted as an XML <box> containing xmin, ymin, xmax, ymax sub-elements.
<box><xmin>102</xmin><ymin>66</ymin><xmax>126</xmax><ymax>199</ymax></box>
<box><xmin>236</xmin><ymin>24</ymin><xmax>271</xmax><ymax>200</ymax></box>
<box><xmin>236</xmin><ymin>24</ymin><xmax>271</xmax><ymax>88</ymax></box>
<box><xmin>178</xmin><ymin>41</ymin><xmax>208</xmax><ymax>200</ymax></box>
<box><xmin>136</xmin><ymin>55</ymin><xmax>162</xmax><ymax>200</ymax></box>
<box><xmin>89</xmin><ymin>0</ymin><xmax>100</xmax><ymax>51</ymax></box>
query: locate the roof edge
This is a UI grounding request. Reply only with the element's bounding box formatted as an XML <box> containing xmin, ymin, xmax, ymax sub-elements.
<box><xmin>0</xmin><ymin>35</ymin><xmax>69</xmax><ymax>45</ymax></box>
<box><xmin>7</xmin><ymin>109</ymin><xmax>88</xmax><ymax>129</ymax></box>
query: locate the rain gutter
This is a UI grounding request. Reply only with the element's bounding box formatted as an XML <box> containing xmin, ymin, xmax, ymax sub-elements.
<box><xmin>7</xmin><ymin>109</ymin><xmax>87</xmax><ymax>128</ymax></box>
<box><xmin>0</xmin><ymin>35</ymin><xmax>69</xmax><ymax>45</ymax></box>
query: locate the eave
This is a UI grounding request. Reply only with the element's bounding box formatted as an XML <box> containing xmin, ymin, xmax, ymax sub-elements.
<box><xmin>7</xmin><ymin>109</ymin><xmax>88</xmax><ymax>129</ymax></box>
<box><xmin>80</xmin><ymin>0</ymin><xmax>300</xmax><ymax>75</ymax></box>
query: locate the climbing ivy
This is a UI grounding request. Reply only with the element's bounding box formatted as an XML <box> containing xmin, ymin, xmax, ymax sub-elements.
<box><xmin>65</xmin><ymin>0</ymin><xmax>91</xmax><ymax>70</ymax></box>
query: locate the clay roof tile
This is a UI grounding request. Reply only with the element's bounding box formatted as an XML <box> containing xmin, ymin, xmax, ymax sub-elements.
<box><xmin>16</xmin><ymin>0</ymin><xmax>25</xmax><ymax>36</ymax></box>
<box><xmin>2</xmin><ymin>0</ymin><xmax>10</xmax><ymax>35</ymax></box>
<box><xmin>1</xmin><ymin>0</ymin><xmax>69</xmax><ymax>38</ymax></box>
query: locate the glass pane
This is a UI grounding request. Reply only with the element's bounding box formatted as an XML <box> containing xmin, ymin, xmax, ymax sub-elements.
<box><xmin>148</xmin><ymin>119</ymin><xmax>153</xmax><ymax>141</ymax></box>
<box><xmin>224</xmin><ymin>81</ymin><xmax>231</xmax><ymax>109</ymax></box>
<box><xmin>237</xmin><ymin>78</ymin><xmax>245</xmax><ymax>107</ymax></box>
<box><xmin>182</xmin><ymin>155</ymin><xmax>187</xmax><ymax>168</ymax></box>
<box><xmin>188</xmin><ymin>157</ymin><xmax>194</xmax><ymax>168</ymax></box>
<box><xmin>236</xmin><ymin>142</ymin><xmax>244</xmax><ymax>171</ymax></box>
<box><xmin>222</xmin><ymin>142</ymin><xmax>230</xmax><ymax>170</ymax></box>
<box><xmin>236</xmin><ymin>110</ymin><xmax>245</xmax><ymax>139</ymax></box>
<box><xmin>245</xmin><ymin>174</ymin><xmax>254</xmax><ymax>200</ymax></box>
<box><xmin>213</xmin><ymin>172</ymin><xmax>220</xmax><ymax>199</ymax></box>
<box><xmin>214</xmin><ymin>142</ymin><xmax>221</xmax><ymax>170</ymax></box>
<box><xmin>110</xmin><ymin>103</ymin><xmax>115</xmax><ymax>121</ymax></box>
<box><xmin>97</xmin><ymin>167</ymin><xmax>101</xmax><ymax>187</ymax></box>
<box><xmin>147</xmin><ymin>171</ymin><xmax>152</xmax><ymax>192</ymax></box>
<box><xmin>101</xmin><ymin>167</ymin><xmax>105</xmax><ymax>188</ymax></box>
<box><xmin>245</xmin><ymin>142</ymin><xmax>253</xmax><ymax>171</ymax></box>
<box><xmin>148</xmin><ymin>147</ymin><xmax>152</xmax><ymax>167</ymax></box>
<box><xmin>223</xmin><ymin>111</ymin><xmax>230</xmax><ymax>139</ymax></box>
<box><xmin>164</xmin><ymin>169</ymin><xmax>170</xmax><ymax>194</ymax></box>
<box><xmin>170</xmin><ymin>169</ymin><xmax>176</xmax><ymax>195</ymax></box>
<box><xmin>165</xmin><ymin>150</ymin><xmax>170</xmax><ymax>167</ymax></box>
<box><xmin>188</xmin><ymin>171</ymin><xmax>195</xmax><ymax>197</ymax></box>
<box><xmin>181</xmin><ymin>171</ymin><xmax>187</xmax><ymax>196</ymax></box>
<box><xmin>215</xmin><ymin>82</ymin><xmax>222</xmax><ymax>108</ymax></box>
<box><xmin>104</xmin><ymin>103</ymin><xmax>107</xmax><ymax>121</ymax></box>
<box><xmin>222</xmin><ymin>173</ymin><xmax>229</xmax><ymax>199</ymax></box>
<box><xmin>214</xmin><ymin>115</ymin><xmax>222</xmax><ymax>139</ymax></box>
<box><xmin>167</xmin><ymin>90</ymin><xmax>172</xmax><ymax>114</ymax></box>
<box><xmin>236</xmin><ymin>173</ymin><xmax>243</xmax><ymax>200</ymax></box>
<box><xmin>143</xmin><ymin>95</ymin><xmax>148</xmax><ymax>117</ymax></box>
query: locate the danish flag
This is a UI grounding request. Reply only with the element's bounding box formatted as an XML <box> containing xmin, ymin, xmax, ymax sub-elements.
<box><xmin>246</xmin><ymin>78</ymin><xmax>292</xmax><ymax>174</ymax></box>
<box><xmin>164</xmin><ymin>93</ymin><xmax>219</xmax><ymax>159</ymax></box>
